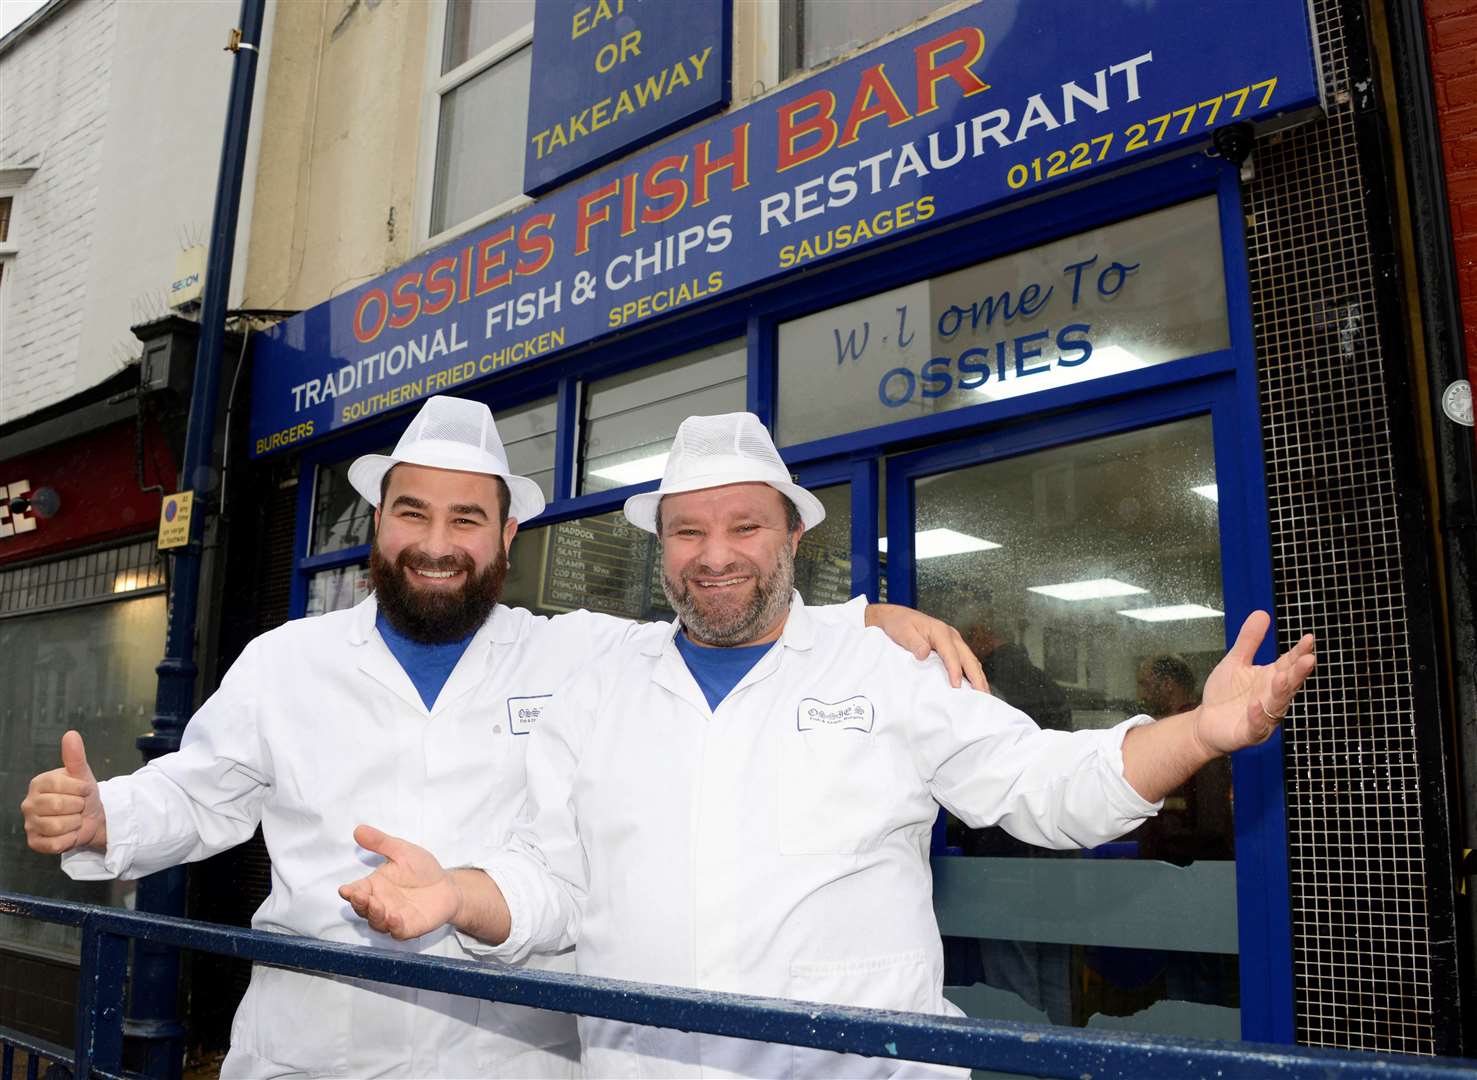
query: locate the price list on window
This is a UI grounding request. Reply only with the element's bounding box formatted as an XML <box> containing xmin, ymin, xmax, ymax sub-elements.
<box><xmin>537</xmin><ymin>514</ymin><xmax>676</xmax><ymax>621</ymax></box>
<box><xmin>538</xmin><ymin>516</ymin><xmax>650</xmax><ymax>618</ymax></box>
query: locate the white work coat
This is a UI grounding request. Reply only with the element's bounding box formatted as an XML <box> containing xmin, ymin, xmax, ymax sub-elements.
<box><xmin>478</xmin><ymin>594</ymin><xmax>1161</xmax><ymax>1079</ymax></box>
<box><xmin>59</xmin><ymin>594</ymin><xmax>866</xmax><ymax>1078</ymax></box>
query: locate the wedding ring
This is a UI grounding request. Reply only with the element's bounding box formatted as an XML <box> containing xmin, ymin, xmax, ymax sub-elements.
<box><xmin>1260</xmin><ymin>704</ymin><xmax>1286</xmax><ymax>723</ymax></box>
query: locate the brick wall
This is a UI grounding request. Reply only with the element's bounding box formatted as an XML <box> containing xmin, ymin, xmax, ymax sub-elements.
<box><xmin>0</xmin><ymin>0</ymin><xmax>119</xmax><ymax>424</ymax></box>
<box><xmin>1425</xmin><ymin>0</ymin><xmax>1477</xmax><ymax>449</ymax></box>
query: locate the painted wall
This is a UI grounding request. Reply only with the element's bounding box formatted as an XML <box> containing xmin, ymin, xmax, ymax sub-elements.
<box><xmin>241</xmin><ymin>0</ymin><xmax>429</xmax><ymax>314</ymax></box>
<box><xmin>1424</xmin><ymin>0</ymin><xmax>1477</xmax><ymax>448</ymax></box>
<box><xmin>0</xmin><ymin>0</ymin><xmax>272</xmax><ymax>424</ymax></box>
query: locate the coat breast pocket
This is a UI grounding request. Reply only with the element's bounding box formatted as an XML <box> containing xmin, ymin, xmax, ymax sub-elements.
<box><xmin>777</xmin><ymin>726</ymin><xmax>893</xmax><ymax>856</ymax></box>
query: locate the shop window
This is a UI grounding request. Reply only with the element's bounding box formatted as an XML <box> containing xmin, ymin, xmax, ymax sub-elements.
<box><xmin>793</xmin><ymin>483</ymin><xmax>852</xmax><ymax>606</ymax></box>
<box><xmin>0</xmin><ymin>591</ymin><xmax>165</xmax><ymax>956</ymax></box>
<box><xmin>502</xmin><ymin>510</ymin><xmax>670</xmax><ymax>621</ymax></box>
<box><xmin>898</xmin><ymin>416</ymin><xmax>1238</xmax><ymax>1036</ymax></box>
<box><xmin>496</xmin><ymin>394</ymin><xmax>558</xmax><ymax>503</ymax></box>
<box><xmin>310</xmin><ymin>452</ymin><xmax>384</xmax><ymax>557</ymax></box>
<box><xmin>306</xmin><ymin>563</ymin><xmax>372</xmax><ymax>617</ymax></box>
<box><xmin>426</xmin><ymin>0</ymin><xmax>535</xmax><ymax>239</ymax></box>
<box><xmin>775</xmin><ymin>196</ymin><xmax>1230</xmax><ymax>447</ymax></box>
<box><xmin>779</xmin><ymin>0</ymin><xmax>954</xmax><ymax>79</ymax></box>
<box><xmin>578</xmin><ymin>340</ymin><xmax>746</xmax><ymax>495</ymax></box>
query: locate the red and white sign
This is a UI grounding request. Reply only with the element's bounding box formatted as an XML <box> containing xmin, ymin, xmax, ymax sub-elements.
<box><xmin>0</xmin><ymin>421</ymin><xmax>176</xmax><ymax>562</ymax></box>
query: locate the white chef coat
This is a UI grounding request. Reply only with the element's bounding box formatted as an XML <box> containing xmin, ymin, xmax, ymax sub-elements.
<box><xmin>61</xmin><ymin>593</ymin><xmax>869</xmax><ymax>1078</ymax></box>
<box><xmin>477</xmin><ymin>594</ymin><xmax>1161</xmax><ymax>1079</ymax></box>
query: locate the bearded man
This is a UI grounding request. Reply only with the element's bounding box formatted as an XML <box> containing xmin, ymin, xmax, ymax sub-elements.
<box><xmin>341</xmin><ymin>411</ymin><xmax>1318</xmax><ymax>1079</ymax></box>
<box><xmin>19</xmin><ymin>396</ymin><xmax>983</xmax><ymax>1079</ymax></box>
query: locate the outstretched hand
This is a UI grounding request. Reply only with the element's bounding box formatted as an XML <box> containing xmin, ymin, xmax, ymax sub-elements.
<box><xmin>338</xmin><ymin>825</ymin><xmax>462</xmax><ymax>941</ymax></box>
<box><xmin>1193</xmin><ymin>611</ymin><xmax>1317</xmax><ymax>757</ymax></box>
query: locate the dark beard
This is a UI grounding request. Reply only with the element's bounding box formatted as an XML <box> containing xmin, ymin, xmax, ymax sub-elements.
<box><xmin>370</xmin><ymin>543</ymin><xmax>507</xmax><ymax>644</ymax></box>
<box><xmin>662</xmin><ymin>543</ymin><xmax>795</xmax><ymax>646</ymax></box>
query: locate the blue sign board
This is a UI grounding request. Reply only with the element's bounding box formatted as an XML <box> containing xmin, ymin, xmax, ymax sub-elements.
<box><xmin>524</xmin><ymin>0</ymin><xmax>731</xmax><ymax>195</ymax></box>
<box><xmin>249</xmin><ymin>0</ymin><xmax>1322</xmax><ymax>459</ymax></box>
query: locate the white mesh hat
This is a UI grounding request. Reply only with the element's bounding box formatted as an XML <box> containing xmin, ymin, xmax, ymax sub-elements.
<box><xmin>622</xmin><ymin>412</ymin><xmax>824</xmax><ymax>534</ymax></box>
<box><xmin>347</xmin><ymin>395</ymin><xmax>545</xmax><ymax>523</ymax></box>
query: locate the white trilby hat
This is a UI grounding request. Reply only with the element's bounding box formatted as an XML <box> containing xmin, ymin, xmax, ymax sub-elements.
<box><xmin>347</xmin><ymin>395</ymin><xmax>545</xmax><ymax>523</ymax></box>
<box><xmin>623</xmin><ymin>412</ymin><xmax>824</xmax><ymax>534</ymax></box>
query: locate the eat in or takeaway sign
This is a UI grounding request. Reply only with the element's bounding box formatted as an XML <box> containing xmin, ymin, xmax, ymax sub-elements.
<box><xmin>524</xmin><ymin>0</ymin><xmax>731</xmax><ymax>195</ymax></box>
<box><xmin>248</xmin><ymin>0</ymin><xmax>1322</xmax><ymax>459</ymax></box>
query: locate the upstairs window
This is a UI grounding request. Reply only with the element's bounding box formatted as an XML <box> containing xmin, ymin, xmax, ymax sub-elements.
<box><xmin>425</xmin><ymin>0</ymin><xmax>536</xmax><ymax>241</ymax></box>
<box><xmin>780</xmin><ymin>0</ymin><xmax>955</xmax><ymax>79</ymax></box>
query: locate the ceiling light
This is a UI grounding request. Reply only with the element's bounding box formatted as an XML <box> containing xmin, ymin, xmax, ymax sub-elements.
<box><xmin>1118</xmin><ymin>603</ymin><xmax>1224</xmax><ymax>622</ymax></box>
<box><xmin>1192</xmin><ymin>484</ymin><xmax>1219</xmax><ymax>503</ymax></box>
<box><xmin>1028</xmin><ymin>577</ymin><xmax>1147</xmax><ymax>601</ymax></box>
<box><xmin>878</xmin><ymin>528</ymin><xmax>1001</xmax><ymax>559</ymax></box>
<box><xmin>974</xmin><ymin>345</ymin><xmax>1150</xmax><ymax>402</ymax></box>
<box><xmin>589</xmin><ymin>452</ymin><xmax>669</xmax><ymax>486</ymax></box>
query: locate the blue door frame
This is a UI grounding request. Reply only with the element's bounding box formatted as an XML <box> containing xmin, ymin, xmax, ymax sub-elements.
<box><xmin>768</xmin><ymin>158</ymin><xmax>1291</xmax><ymax>1041</ymax></box>
<box><xmin>880</xmin><ymin>373</ymin><xmax>1293</xmax><ymax>1044</ymax></box>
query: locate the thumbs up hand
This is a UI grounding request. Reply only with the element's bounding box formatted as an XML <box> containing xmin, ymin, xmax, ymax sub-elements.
<box><xmin>21</xmin><ymin>730</ymin><xmax>108</xmax><ymax>855</ymax></box>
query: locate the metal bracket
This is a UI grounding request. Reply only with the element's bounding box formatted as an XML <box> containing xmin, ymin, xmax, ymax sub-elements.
<box><xmin>225</xmin><ymin>28</ymin><xmax>259</xmax><ymax>53</ymax></box>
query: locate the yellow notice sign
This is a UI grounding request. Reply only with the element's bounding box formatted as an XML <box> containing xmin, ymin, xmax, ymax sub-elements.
<box><xmin>158</xmin><ymin>491</ymin><xmax>194</xmax><ymax>549</ymax></box>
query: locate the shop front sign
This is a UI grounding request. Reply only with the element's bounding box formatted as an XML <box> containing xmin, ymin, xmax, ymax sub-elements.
<box><xmin>524</xmin><ymin>0</ymin><xmax>730</xmax><ymax>195</ymax></box>
<box><xmin>250</xmin><ymin>0</ymin><xmax>1322</xmax><ymax>458</ymax></box>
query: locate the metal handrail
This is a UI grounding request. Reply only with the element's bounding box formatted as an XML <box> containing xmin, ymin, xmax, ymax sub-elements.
<box><xmin>1</xmin><ymin>891</ymin><xmax>1471</xmax><ymax>1079</ymax></box>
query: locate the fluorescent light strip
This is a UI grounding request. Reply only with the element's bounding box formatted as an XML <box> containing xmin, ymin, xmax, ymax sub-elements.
<box><xmin>1028</xmin><ymin>578</ymin><xmax>1147</xmax><ymax>601</ymax></box>
<box><xmin>878</xmin><ymin>528</ymin><xmax>1001</xmax><ymax>559</ymax></box>
<box><xmin>1192</xmin><ymin>484</ymin><xmax>1219</xmax><ymax>503</ymax></box>
<box><xmin>1118</xmin><ymin>604</ymin><xmax>1224</xmax><ymax>622</ymax></box>
<box><xmin>589</xmin><ymin>452</ymin><xmax>669</xmax><ymax>486</ymax></box>
<box><xmin>974</xmin><ymin>345</ymin><xmax>1150</xmax><ymax>401</ymax></box>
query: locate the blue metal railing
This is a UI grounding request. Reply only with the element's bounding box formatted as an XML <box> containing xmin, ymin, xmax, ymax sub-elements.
<box><xmin>1</xmin><ymin>891</ymin><xmax>1472</xmax><ymax>1080</ymax></box>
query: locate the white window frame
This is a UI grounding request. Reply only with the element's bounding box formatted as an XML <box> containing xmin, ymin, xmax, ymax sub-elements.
<box><xmin>414</xmin><ymin>1</ymin><xmax>535</xmax><ymax>252</ymax></box>
<box><xmin>0</xmin><ymin>170</ymin><xmax>34</xmax><ymax>361</ymax></box>
<box><xmin>772</xmin><ymin>0</ymin><xmax>970</xmax><ymax>87</ymax></box>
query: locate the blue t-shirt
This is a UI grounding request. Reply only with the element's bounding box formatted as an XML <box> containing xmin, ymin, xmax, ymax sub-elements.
<box><xmin>675</xmin><ymin>632</ymin><xmax>776</xmax><ymax>711</ymax></box>
<box><xmin>376</xmin><ymin>610</ymin><xmax>476</xmax><ymax>710</ymax></box>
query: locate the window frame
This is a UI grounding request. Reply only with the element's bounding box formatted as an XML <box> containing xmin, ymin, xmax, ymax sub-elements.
<box><xmin>414</xmin><ymin>1</ymin><xmax>535</xmax><ymax>251</ymax></box>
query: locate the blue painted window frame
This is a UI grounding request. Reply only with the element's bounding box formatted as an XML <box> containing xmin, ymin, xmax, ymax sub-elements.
<box><xmin>284</xmin><ymin>149</ymin><xmax>1289</xmax><ymax>1040</ymax></box>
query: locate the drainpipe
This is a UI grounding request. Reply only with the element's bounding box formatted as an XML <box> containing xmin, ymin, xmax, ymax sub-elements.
<box><xmin>130</xmin><ymin>2</ymin><xmax>266</xmax><ymax>1076</ymax></box>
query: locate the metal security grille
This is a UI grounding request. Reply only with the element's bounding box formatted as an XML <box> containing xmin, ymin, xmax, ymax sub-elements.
<box><xmin>0</xmin><ymin>538</ymin><xmax>165</xmax><ymax>616</ymax></box>
<box><xmin>1244</xmin><ymin>0</ymin><xmax>1435</xmax><ymax>1056</ymax></box>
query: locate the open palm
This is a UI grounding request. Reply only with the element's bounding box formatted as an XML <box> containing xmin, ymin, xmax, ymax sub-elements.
<box><xmin>1194</xmin><ymin>611</ymin><xmax>1317</xmax><ymax>757</ymax></box>
<box><xmin>338</xmin><ymin>825</ymin><xmax>461</xmax><ymax>940</ymax></box>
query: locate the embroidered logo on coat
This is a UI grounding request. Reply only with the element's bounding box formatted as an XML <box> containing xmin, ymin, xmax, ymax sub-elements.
<box><xmin>796</xmin><ymin>696</ymin><xmax>875</xmax><ymax>733</ymax></box>
<box><xmin>507</xmin><ymin>695</ymin><xmax>552</xmax><ymax>735</ymax></box>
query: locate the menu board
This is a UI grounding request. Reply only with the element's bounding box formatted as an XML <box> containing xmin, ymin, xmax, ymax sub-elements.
<box><xmin>538</xmin><ymin>513</ymin><xmax>672</xmax><ymax>620</ymax></box>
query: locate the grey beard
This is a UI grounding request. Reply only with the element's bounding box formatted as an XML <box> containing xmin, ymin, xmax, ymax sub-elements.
<box><xmin>663</xmin><ymin>543</ymin><xmax>795</xmax><ymax>646</ymax></box>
